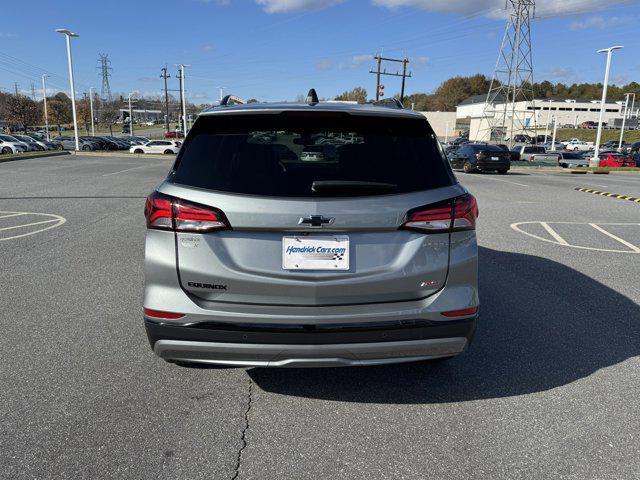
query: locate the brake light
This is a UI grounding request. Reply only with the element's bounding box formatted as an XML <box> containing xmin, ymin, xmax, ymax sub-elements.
<box><xmin>143</xmin><ymin>308</ymin><xmax>185</xmax><ymax>319</ymax></box>
<box><xmin>530</xmin><ymin>155</ymin><xmax>535</xmax><ymax>162</ymax></box>
<box><xmin>441</xmin><ymin>306</ymin><xmax>478</xmax><ymax>317</ymax></box>
<box><xmin>401</xmin><ymin>194</ymin><xmax>478</xmax><ymax>233</ymax></box>
<box><xmin>144</xmin><ymin>191</ymin><xmax>230</xmax><ymax>232</ymax></box>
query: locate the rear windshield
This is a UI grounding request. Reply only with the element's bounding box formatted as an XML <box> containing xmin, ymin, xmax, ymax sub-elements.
<box><xmin>170</xmin><ymin>113</ymin><xmax>454</xmax><ymax>197</ymax></box>
<box><xmin>472</xmin><ymin>145</ymin><xmax>503</xmax><ymax>152</ymax></box>
<box><xmin>523</xmin><ymin>147</ymin><xmax>545</xmax><ymax>153</ymax></box>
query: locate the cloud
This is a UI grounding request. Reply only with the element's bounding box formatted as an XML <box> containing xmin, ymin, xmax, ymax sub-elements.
<box><xmin>255</xmin><ymin>0</ymin><xmax>344</xmax><ymax>13</ymax></box>
<box><xmin>569</xmin><ymin>15</ymin><xmax>632</xmax><ymax>30</ymax></box>
<box><xmin>351</xmin><ymin>54</ymin><xmax>372</xmax><ymax>66</ymax></box>
<box><xmin>370</xmin><ymin>0</ymin><xmax>627</xmax><ymax>18</ymax></box>
<box><xmin>0</xmin><ymin>33</ymin><xmax>17</xmax><ymax>38</ymax></box>
<box><xmin>202</xmin><ymin>44</ymin><xmax>214</xmax><ymax>52</ymax></box>
<box><xmin>543</xmin><ymin>67</ymin><xmax>577</xmax><ymax>82</ymax></box>
<box><xmin>413</xmin><ymin>56</ymin><xmax>428</xmax><ymax>65</ymax></box>
<box><xmin>316</xmin><ymin>58</ymin><xmax>334</xmax><ymax>70</ymax></box>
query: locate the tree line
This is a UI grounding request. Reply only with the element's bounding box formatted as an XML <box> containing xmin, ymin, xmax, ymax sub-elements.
<box><xmin>334</xmin><ymin>74</ymin><xmax>640</xmax><ymax>111</ymax></box>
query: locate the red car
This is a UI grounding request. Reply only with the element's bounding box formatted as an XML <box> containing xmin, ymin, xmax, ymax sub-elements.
<box><xmin>164</xmin><ymin>131</ymin><xmax>185</xmax><ymax>139</ymax></box>
<box><xmin>598</xmin><ymin>153</ymin><xmax>636</xmax><ymax>168</ymax></box>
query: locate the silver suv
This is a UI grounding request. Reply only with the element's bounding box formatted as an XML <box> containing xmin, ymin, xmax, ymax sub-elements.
<box><xmin>143</xmin><ymin>93</ymin><xmax>479</xmax><ymax>368</ymax></box>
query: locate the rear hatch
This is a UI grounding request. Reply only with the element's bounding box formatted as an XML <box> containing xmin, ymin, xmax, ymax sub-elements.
<box><xmin>477</xmin><ymin>146</ymin><xmax>511</xmax><ymax>163</ymax></box>
<box><xmin>157</xmin><ymin>111</ymin><xmax>464</xmax><ymax>307</ymax></box>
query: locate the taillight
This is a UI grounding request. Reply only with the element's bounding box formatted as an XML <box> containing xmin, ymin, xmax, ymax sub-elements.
<box><xmin>401</xmin><ymin>194</ymin><xmax>478</xmax><ymax>233</ymax></box>
<box><xmin>144</xmin><ymin>191</ymin><xmax>230</xmax><ymax>232</ymax></box>
<box><xmin>441</xmin><ymin>306</ymin><xmax>478</xmax><ymax>317</ymax></box>
<box><xmin>529</xmin><ymin>155</ymin><xmax>535</xmax><ymax>162</ymax></box>
<box><xmin>143</xmin><ymin>308</ymin><xmax>185</xmax><ymax>319</ymax></box>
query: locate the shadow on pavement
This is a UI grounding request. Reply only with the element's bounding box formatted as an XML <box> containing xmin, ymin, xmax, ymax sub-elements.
<box><xmin>248</xmin><ymin>246</ymin><xmax>640</xmax><ymax>403</ymax></box>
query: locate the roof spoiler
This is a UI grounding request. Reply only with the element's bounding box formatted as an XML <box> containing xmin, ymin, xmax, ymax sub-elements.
<box><xmin>220</xmin><ymin>95</ymin><xmax>246</xmax><ymax>106</ymax></box>
<box><xmin>372</xmin><ymin>98</ymin><xmax>403</xmax><ymax>109</ymax></box>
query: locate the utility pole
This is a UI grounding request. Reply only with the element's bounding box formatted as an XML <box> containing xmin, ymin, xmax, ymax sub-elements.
<box><xmin>128</xmin><ymin>92</ymin><xmax>135</xmax><ymax>137</ymax></box>
<box><xmin>619</xmin><ymin>93</ymin><xmax>631</xmax><ymax>150</ymax></box>
<box><xmin>14</xmin><ymin>82</ymin><xmax>19</xmax><ymax>96</ymax></box>
<box><xmin>97</xmin><ymin>54</ymin><xmax>113</xmax><ymax>101</ymax></box>
<box><xmin>369</xmin><ymin>55</ymin><xmax>412</xmax><ymax>103</ymax></box>
<box><xmin>89</xmin><ymin>87</ymin><xmax>96</xmax><ymax>136</ymax></box>
<box><xmin>160</xmin><ymin>67</ymin><xmax>171</xmax><ymax>134</ymax></box>
<box><xmin>176</xmin><ymin>68</ymin><xmax>184</xmax><ymax>132</ymax></box>
<box><xmin>30</xmin><ymin>82</ymin><xmax>36</xmax><ymax>100</ymax></box>
<box><xmin>176</xmin><ymin>64</ymin><xmax>190</xmax><ymax>135</ymax></box>
<box><xmin>42</xmin><ymin>75</ymin><xmax>50</xmax><ymax>141</ymax></box>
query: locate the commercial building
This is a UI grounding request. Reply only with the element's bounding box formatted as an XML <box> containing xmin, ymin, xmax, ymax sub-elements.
<box><xmin>456</xmin><ymin>94</ymin><xmax>634</xmax><ymax>141</ymax></box>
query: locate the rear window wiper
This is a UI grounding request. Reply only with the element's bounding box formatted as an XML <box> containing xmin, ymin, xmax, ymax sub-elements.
<box><xmin>311</xmin><ymin>180</ymin><xmax>398</xmax><ymax>194</ymax></box>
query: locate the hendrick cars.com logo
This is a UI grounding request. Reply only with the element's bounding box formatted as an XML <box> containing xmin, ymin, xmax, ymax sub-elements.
<box><xmin>282</xmin><ymin>236</ymin><xmax>350</xmax><ymax>270</ymax></box>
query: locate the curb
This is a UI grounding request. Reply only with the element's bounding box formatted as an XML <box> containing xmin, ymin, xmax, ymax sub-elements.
<box><xmin>0</xmin><ymin>151</ymin><xmax>70</xmax><ymax>163</ymax></box>
<box><xmin>575</xmin><ymin>187</ymin><xmax>640</xmax><ymax>203</ymax></box>
<box><xmin>70</xmin><ymin>151</ymin><xmax>175</xmax><ymax>159</ymax></box>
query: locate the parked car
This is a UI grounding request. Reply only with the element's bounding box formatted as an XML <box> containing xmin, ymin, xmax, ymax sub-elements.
<box><xmin>164</xmin><ymin>131</ymin><xmax>185</xmax><ymax>139</ymax></box>
<box><xmin>510</xmin><ymin>134</ymin><xmax>532</xmax><ymax>144</ymax></box>
<box><xmin>540</xmin><ymin>140</ymin><xmax>566</xmax><ymax>151</ymax></box>
<box><xmin>598</xmin><ymin>153</ymin><xmax>636</xmax><ymax>168</ymax></box>
<box><xmin>511</xmin><ymin>145</ymin><xmax>559</xmax><ymax>163</ymax></box>
<box><xmin>12</xmin><ymin>134</ymin><xmax>46</xmax><ymax>151</ymax></box>
<box><xmin>130</xmin><ymin>140</ymin><xmax>181</xmax><ymax>154</ymax></box>
<box><xmin>557</xmin><ymin>151</ymin><xmax>590</xmax><ymax>168</ymax></box>
<box><xmin>143</xmin><ymin>95</ymin><xmax>479</xmax><ymax>368</ymax></box>
<box><xmin>449</xmin><ymin>143</ymin><xmax>510</xmax><ymax>174</ymax></box>
<box><xmin>579</xmin><ymin>121</ymin><xmax>597</xmax><ymax>128</ymax></box>
<box><xmin>54</xmin><ymin>135</ymin><xmax>97</xmax><ymax>151</ymax></box>
<box><xmin>0</xmin><ymin>135</ymin><xmax>28</xmax><ymax>154</ymax></box>
<box><xmin>450</xmin><ymin>136</ymin><xmax>469</xmax><ymax>146</ymax></box>
<box><xmin>564</xmin><ymin>139</ymin><xmax>594</xmax><ymax>152</ymax></box>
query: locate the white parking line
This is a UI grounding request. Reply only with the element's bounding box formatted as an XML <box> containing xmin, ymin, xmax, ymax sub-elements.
<box><xmin>102</xmin><ymin>164</ymin><xmax>151</xmax><ymax>177</ymax></box>
<box><xmin>468</xmin><ymin>175</ymin><xmax>530</xmax><ymax>187</ymax></box>
<box><xmin>0</xmin><ymin>219</ymin><xmax>59</xmax><ymax>232</ymax></box>
<box><xmin>540</xmin><ymin>222</ymin><xmax>568</xmax><ymax>245</ymax></box>
<box><xmin>0</xmin><ymin>212</ymin><xmax>27</xmax><ymax>220</ymax></box>
<box><xmin>589</xmin><ymin>223</ymin><xmax>640</xmax><ymax>253</ymax></box>
<box><xmin>0</xmin><ymin>211</ymin><xmax>66</xmax><ymax>241</ymax></box>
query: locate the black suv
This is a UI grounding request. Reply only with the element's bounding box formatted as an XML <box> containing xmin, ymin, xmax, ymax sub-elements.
<box><xmin>449</xmin><ymin>143</ymin><xmax>511</xmax><ymax>174</ymax></box>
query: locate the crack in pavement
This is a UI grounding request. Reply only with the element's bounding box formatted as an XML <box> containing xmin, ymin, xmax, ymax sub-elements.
<box><xmin>231</xmin><ymin>377</ymin><xmax>253</xmax><ymax>480</ymax></box>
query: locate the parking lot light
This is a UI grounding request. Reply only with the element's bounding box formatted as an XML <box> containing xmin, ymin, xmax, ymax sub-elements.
<box><xmin>42</xmin><ymin>75</ymin><xmax>50</xmax><ymax>141</ymax></box>
<box><xmin>56</xmin><ymin>28</ymin><xmax>80</xmax><ymax>151</ymax></box>
<box><xmin>89</xmin><ymin>87</ymin><xmax>96</xmax><ymax>137</ymax></box>
<box><xmin>592</xmin><ymin>45</ymin><xmax>623</xmax><ymax>167</ymax></box>
<box><xmin>128</xmin><ymin>92</ymin><xmax>135</xmax><ymax>137</ymax></box>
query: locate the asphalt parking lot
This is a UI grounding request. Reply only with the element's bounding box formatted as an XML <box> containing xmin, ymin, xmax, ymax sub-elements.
<box><xmin>1</xmin><ymin>155</ymin><xmax>639</xmax><ymax>479</ymax></box>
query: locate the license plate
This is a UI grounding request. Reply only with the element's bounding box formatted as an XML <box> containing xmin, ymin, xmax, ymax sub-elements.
<box><xmin>491</xmin><ymin>156</ymin><xmax>500</xmax><ymax>161</ymax></box>
<box><xmin>282</xmin><ymin>235</ymin><xmax>349</xmax><ymax>270</ymax></box>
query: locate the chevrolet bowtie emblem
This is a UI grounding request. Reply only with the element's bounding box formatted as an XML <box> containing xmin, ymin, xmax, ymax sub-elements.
<box><xmin>298</xmin><ymin>215</ymin><xmax>335</xmax><ymax>227</ymax></box>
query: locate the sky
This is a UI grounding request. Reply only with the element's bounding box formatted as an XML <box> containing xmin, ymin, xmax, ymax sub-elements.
<box><xmin>1</xmin><ymin>0</ymin><xmax>639</xmax><ymax>104</ymax></box>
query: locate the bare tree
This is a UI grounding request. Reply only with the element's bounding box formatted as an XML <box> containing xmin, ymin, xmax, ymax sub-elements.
<box><xmin>48</xmin><ymin>93</ymin><xmax>72</xmax><ymax>135</ymax></box>
<box><xmin>98</xmin><ymin>100</ymin><xmax>120</xmax><ymax>136</ymax></box>
<box><xmin>334</xmin><ymin>87</ymin><xmax>368</xmax><ymax>104</ymax></box>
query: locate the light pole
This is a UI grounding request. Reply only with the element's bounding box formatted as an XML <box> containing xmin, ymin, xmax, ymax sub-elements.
<box><xmin>627</xmin><ymin>93</ymin><xmax>636</xmax><ymax>119</ymax></box>
<box><xmin>42</xmin><ymin>74</ymin><xmax>50</xmax><ymax>141</ymax></box>
<box><xmin>128</xmin><ymin>92</ymin><xmax>135</xmax><ymax>137</ymax></box>
<box><xmin>55</xmin><ymin>28</ymin><xmax>80</xmax><ymax>151</ymax></box>
<box><xmin>592</xmin><ymin>45</ymin><xmax>623</xmax><ymax>167</ymax></box>
<box><xmin>619</xmin><ymin>93</ymin><xmax>630</xmax><ymax>150</ymax></box>
<box><xmin>218</xmin><ymin>86</ymin><xmax>226</xmax><ymax>102</ymax></box>
<box><xmin>89</xmin><ymin>87</ymin><xmax>96</xmax><ymax>137</ymax></box>
<box><xmin>551</xmin><ymin>116</ymin><xmax>558</xmax><ymax>151</ymax></box>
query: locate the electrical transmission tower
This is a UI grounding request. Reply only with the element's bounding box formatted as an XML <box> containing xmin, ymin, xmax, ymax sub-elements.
<box><xmin>480</xmin><ymin>0</ymin><xmax>536</xmax><ymax>146</ymax></box>
<box><xmin>98</xmin><ymin>54</ymin><xmax>113</xmax><ymax>101</ymax></box>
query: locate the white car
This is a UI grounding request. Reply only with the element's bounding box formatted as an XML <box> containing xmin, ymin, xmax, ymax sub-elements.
<box><xmin>0</xmin><ymin>134</ymin><xmax>28</xmax><ymax>154</ymax></box>
<box><xmin>564</xmin><ymin>139</ymin><xmax>594</xmax><ymax>152</ymax></box>
<box><xmin>130</xmin><ymin>140</ymin><xmax>181</xmax><ymax>154</ymax></box>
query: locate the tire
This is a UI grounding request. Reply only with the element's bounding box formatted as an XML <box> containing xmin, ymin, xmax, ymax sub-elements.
<box><xmin>163</xmin><ymin>149</ymin><xmax>174</xmax><ymax>154</ymax></box>
<box><xmin>134</xmin><ymin>149</ymin><xmax>144</xmax><ymax>154</ymax></box>
<box><xmin>82</xmin><ymin>145</ymin><xmax>90</xmax><ymax>151</ymax></box>
<box><xmin>463</xmin><ymin>161</ymin><xmax>474</xmax><ymax>173</ymax></box>
<box><xmin>560</xmin><ymin>163</ymin><xmax>568</xmax><ymax>168</ymax></box>
<box><xmin>573</xmin><ymin>147</ymin><xmax>579</xmax><ymax>151</ymax></box>
<box><xmin>497</xmin><ymin>169</ymin><xmax>508</xmax><ymax>175</ymax></box>
<box><xmin>1</xmin><ymin>147</ymin><xmax>12</xmax><ymax>154</ymax></box>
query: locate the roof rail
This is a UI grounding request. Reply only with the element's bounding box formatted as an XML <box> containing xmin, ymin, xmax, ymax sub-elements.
<box><xmin>220</xmin><ymin>94</ymin><xmax>246</xmax><ymax>106</ymax></box>
<box><xmin>372</xmin><ymin>98</ymin><xmax>403</xmax><ymax>109</ymax></box>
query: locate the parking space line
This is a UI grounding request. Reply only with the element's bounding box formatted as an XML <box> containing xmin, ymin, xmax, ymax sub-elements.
<box><xmin>102</xmin><ymin>164</ymin><xmax>152</xmax><ymax>177</ymax></box>
<box><xmin>540</xmin><ymin>222</ymin><xmax>568</xmax><ymax>245</ymax></box>
<box><xmin>469</xmin><ymin>175</ymin><xmax>530</xmax><ymax>187</ymax></box>
<box><xmin>0</xmin><ymin>212</ymin><xmax>27</xmax><ymax>219</ymax></box>
<box><xmin>589</xmin><ymin>223</ymin><xmax>640</xmax><ymax>253</ymax></box>
<box><xmin>0</xmin><ymin>219</ymin><xmax>60</xmax><ymax>232</ymax></box>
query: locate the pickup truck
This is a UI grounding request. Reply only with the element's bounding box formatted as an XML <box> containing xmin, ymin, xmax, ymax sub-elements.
<box><xmin>564</xmin><ymin>139</ymin><xmax>594</xmax><ymax>152</ymax></box>
<box><xmin>511</xmin><ymin>145</ymin><xmax>559</xmax><ymax>163</ymax></box>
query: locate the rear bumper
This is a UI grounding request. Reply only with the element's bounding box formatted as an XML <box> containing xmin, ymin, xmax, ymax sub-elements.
<box><xmin>145</xmin><ymin>317</ymin><xmax>476</xmax><ymax>367</ymax></box>
<box><xmin>476</xmin><ymin>160</ymin><xmax>510</xmax><ymax>171</ymax></box>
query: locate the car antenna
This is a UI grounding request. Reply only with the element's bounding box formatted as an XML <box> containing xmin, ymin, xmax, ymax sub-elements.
<box><xmin>306</xmin><ymin>88</ymin><xmax>319</xmax><ymax>106</ymax></box>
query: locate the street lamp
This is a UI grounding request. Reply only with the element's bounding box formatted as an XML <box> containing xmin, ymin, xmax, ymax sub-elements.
<box><xmin>128</xmin><ymin>92</ymin><xmax>135</xmax><ymax>137</ymax></box>
<box><xmin>42</xmin><ymin>74</ymin><xmax>50</xmax><ymax>141</ymax></box>
<box><xmin>592</xmin><ymin>45</ymin><xmax>623</xmax><ymax>167</ymax></box>
<box><xmin>89</xmin><ymin>87</ymin><xmax>96</xmax><ymax>137</ymax></box>
<box><xmin>55</xmin><ymin>28</ymin><xmax>80</xmax><ymax>151</ymax></box>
